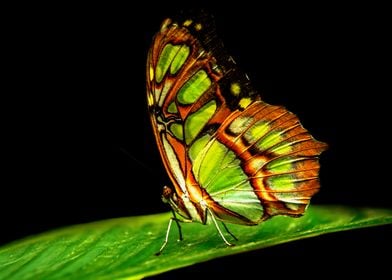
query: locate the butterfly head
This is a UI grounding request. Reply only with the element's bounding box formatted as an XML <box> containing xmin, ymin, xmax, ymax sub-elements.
<box><xmin>161</xmin><ymin>185</ymin><xmax>174</xmax><ymax>204</ymax></box>
<box><xmin>161</xmin><ymin>186</ymin><xmax>191</xmax><ymax>220</ymax></box>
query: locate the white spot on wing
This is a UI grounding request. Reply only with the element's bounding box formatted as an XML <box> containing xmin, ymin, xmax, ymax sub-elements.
<box><xmin>162</xmin><ymin>136</ymin><xmax>186</xmax><ymax>192</ymax></box>
<box><xmin>158</xmin><ymin>80</ymin><xmax>173</xmax><ymax>107</ymax></box>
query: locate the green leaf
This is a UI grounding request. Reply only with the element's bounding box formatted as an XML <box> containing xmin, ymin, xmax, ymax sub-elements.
<box><xmin>1</xmin><ymin>205</ymin><xmax>391</xmax><ymax>280</ymax></box>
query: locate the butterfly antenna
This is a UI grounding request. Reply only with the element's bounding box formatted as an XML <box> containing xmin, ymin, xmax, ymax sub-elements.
<box><xmin>119</xmin><ymin>147</ymin><xmax>151</xmax><ymax>171</ymax></box>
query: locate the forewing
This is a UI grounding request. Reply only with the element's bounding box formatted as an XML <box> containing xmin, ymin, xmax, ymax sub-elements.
<box><xmin>146</xmin><ymin>14</ymin><xmax>258</xmax><ymax>196</ymax></box>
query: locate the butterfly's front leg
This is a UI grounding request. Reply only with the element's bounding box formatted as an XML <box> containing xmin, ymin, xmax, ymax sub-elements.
<box><xmin>155</xmin><ymin>210</ymin><xmax>193</xmax><ymax>256</ymax></box>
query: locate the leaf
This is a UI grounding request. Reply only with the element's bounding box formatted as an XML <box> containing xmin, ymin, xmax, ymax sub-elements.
<box><xmin>0</xmin><ymin>205</ymin><xmax>391</xmax><ymax>280</ymax></box>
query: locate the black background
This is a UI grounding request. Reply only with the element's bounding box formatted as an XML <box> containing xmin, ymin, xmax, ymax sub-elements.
<box><xmin>2</xmin><ymin>3</ymin><xmax>391</xmax><ymax>278</ymax></box>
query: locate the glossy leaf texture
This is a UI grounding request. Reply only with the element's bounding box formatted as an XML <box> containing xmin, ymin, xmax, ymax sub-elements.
<box><xmin>0</xmin><ymin>205</ymin><xmax>391</xmax><ymax>280</ymax></box>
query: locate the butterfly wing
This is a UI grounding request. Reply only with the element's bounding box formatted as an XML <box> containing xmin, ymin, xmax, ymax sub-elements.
<box><xmin>146</xmin><ymin>14</ymin><xmax>327</xmax><ymax>225</ymax></box>
<box><xmin>192</xmin><ymin>100</ymin><xmax>327</xmax><ymax>222</ymax></box>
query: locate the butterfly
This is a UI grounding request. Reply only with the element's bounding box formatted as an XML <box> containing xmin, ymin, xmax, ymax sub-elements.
<box><xmin>146</xmin><ymin>13</ymin><xmax>327</xmax><ymax>255</ymax></box>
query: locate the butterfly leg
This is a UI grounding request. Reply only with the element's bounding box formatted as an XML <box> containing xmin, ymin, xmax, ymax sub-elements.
<box><xmin>170</xmin><ymin>210</ymin><xmax>184</xmax><ymax>241</ymax></box>
<box><xmin>206</xmin><ymin>208</ymin><xmax>235</xmax><ymax>247</ymax></box>
<box><xmin>221</xmin><ymin>221</ymin><xmax>238</xmax><ymax>241</ymax></box>
<box><xmin>155</xmin><ymin>211</ymin><xmax>191</xmax><ymax>256</ymax></box>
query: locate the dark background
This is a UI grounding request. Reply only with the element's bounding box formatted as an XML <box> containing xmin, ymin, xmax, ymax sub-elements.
<box><xmin>3</xmin><ymin>4</ymin><xmax>390</xmax><ymax>278</ymax></box>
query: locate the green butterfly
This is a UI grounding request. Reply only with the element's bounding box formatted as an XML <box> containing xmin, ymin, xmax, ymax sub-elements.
<box><xmin>146</xmin><ymin>14</ymin><xmax>327</xmax><ymax>255</ymax></box>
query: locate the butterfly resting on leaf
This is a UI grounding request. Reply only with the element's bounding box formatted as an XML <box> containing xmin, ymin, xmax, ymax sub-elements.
<box><xmin>146</xmin><ymin>14</ymin><xmax>327</xmax><ymax>255</ymax></box>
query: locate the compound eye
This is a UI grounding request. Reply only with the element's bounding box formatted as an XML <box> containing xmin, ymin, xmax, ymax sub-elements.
<box><xmin>161</xmin><ymin>186</ymin><xmax>173</xmax><ymax>203</ymax></box>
